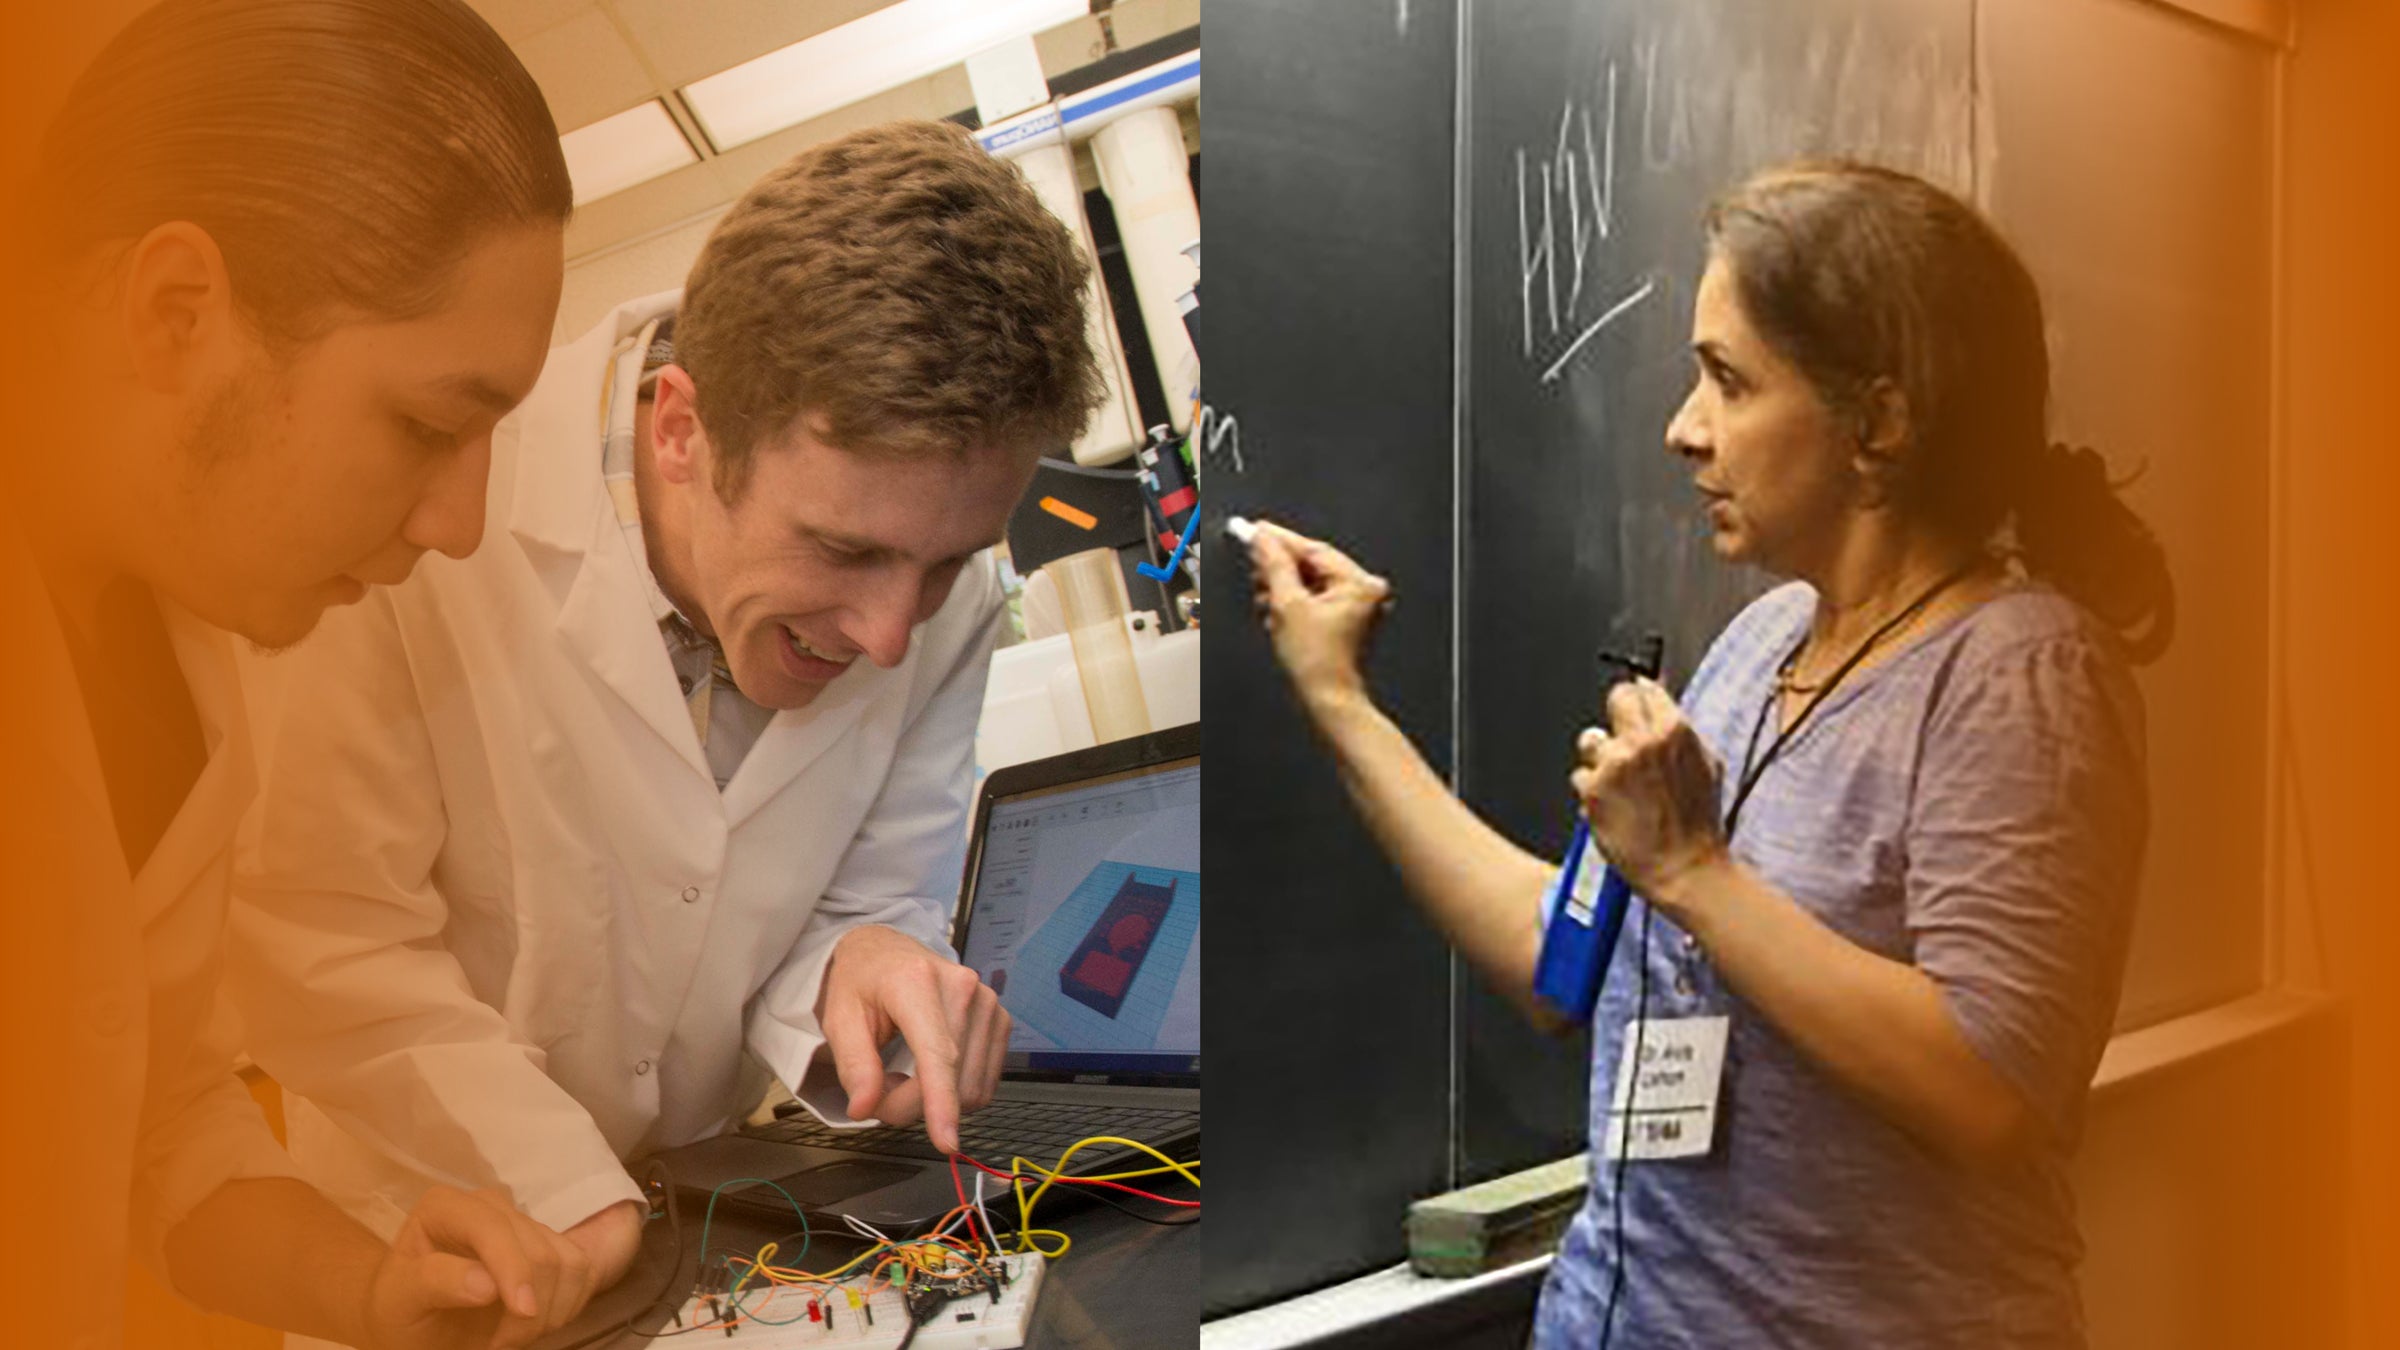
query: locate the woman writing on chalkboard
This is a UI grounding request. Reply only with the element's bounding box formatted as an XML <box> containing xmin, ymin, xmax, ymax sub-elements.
<box><xmin>1245</xmin><ymin>161</ymin><xmax>2170</xmax><ymax>1349</ymax></box>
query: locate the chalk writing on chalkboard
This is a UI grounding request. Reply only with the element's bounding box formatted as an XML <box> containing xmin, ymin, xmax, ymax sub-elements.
<box><xmin>1196</xmin><ymin>402</ymin><xmax>1245</xmax><ymax>475</ymax></box>
<box><xmin>1515</xmin><ymin>62</ymin><xmax>1657</xmax><ymax>387</ymax></box>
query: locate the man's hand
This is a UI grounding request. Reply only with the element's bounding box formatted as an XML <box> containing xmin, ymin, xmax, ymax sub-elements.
<box><xmin>819</xmin><ymin>924</ymin><xmax>1010</xmax><ymax>1154</ymax></box>
<box><xmin>360</xmin><ymin>1185</ymin><xmax>600</xmax><ymax>1350</ymax></box>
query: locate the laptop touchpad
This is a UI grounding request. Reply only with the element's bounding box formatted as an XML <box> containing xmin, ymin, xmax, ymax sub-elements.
<box><xmin>752</xmin><ymin>1159</ymin><xmax>917</xmax><ymax>1207</ymax></box>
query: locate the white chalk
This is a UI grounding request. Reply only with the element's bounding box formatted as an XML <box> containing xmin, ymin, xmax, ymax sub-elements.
<box><xmin>1224</xmin><ymin>516</ymin><xmax>1260</xmax><ymax>545</ymax></box>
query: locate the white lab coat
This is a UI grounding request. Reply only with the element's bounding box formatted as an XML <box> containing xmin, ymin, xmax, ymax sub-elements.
<box><xmin>0</xmin><ymin>524</ymin><xmax>299</xmax><ymax>1350</ymax></box>
<box><xmin>226</xmin><ymin>293</ymin><xmax>996</xmax><ymax>1237</ymax></box>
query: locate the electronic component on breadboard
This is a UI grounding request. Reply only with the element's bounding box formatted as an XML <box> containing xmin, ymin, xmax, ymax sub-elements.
<box><xmin>665</xmin><ymin>1253</ymin><xmax>1046</xmax><ymax>1348</ymax></box>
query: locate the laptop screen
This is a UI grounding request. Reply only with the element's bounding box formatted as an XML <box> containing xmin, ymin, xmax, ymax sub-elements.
<box><xmin>960</xmin><ymin>754</ymin><xmax>1200</xmax><ymax>1078</ymax></box>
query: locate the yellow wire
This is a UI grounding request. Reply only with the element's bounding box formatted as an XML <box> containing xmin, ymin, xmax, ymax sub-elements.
<box><xmin>1021</xmin><ymin>1136</ymin><xmax>1201</xmax><ymax>1201</ymax></box>
<box><xmin>1015</xmin><ymin>1226</ymin><xmax>1071</xmax><ymax>1256</ymax></box>
<box><xmin>996</xmin><ymin>1136</ymin><xmax>1201</xmax><ymax>1255</ymax></box>
<box><xmin>1034</xmin><ymin>1160</ymin><xmax>1203</xmax><ymax>1183</ymax></box>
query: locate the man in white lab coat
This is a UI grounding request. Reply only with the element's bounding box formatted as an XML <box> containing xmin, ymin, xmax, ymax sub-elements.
<box><xmin>228</xmin><ymin>120</ymin><xmax>1106</xmax><ymax>1301</ymax></box>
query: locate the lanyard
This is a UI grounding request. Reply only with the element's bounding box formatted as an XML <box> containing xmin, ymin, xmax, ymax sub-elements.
<box><xmin>1722</xmin><ymin>560</ymin><xmax>1985</xmax><ymax>840</ymax></box>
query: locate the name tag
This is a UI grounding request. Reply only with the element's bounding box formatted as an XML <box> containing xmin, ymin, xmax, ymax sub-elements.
<box><xmin>1603</xmin><ymin>1016</ymin><xmax>1729</xmax><ymax>1161</ymax></box>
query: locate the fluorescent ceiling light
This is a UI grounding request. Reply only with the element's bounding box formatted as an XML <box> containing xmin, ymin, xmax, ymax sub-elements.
<box><xmin>683</xmin><ymin>0</ymin><xmax>1087</xmax><ymax>152</ymax></box>
<box><xmin>561</xmin><ymin>101</ymin><xmax>700</xmax><ymax>206</ymax></box>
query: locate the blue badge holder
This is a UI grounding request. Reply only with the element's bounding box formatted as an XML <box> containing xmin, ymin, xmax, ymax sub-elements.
<box><xmin>1532</xmin><ymin>817</ymin><xmax>1636</xmax><ymax>1026</ymax></box>
<box><xmin>1533</xmin><ymin>635</ymin><xmax>1664</xmax><ymax>1025</ymax></box>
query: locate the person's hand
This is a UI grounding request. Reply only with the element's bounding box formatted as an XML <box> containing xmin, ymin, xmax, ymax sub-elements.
<box><xmin>819</xmin><ymin>924</ymin><xmax>1009</xmax><ymax>1154</ymax></box>
<box><xmin>1569</xmin><ymin>678</ymin><xmax>1730</xmax><ymax>912</ymax></box>
<box><xmin>359</xmin><ymin>1184</ymin><xmax>600</xmax><ymax>1350</ymax></box>
<box><xmin>562</xmin><ymin>1200</ymin><xmax>644</xmax><ymax>1302</ymax></box>
<box><xmin>1246</xmin><ymin>520</ymin><xmax>1392</xmax><ymax>709</ymax></box>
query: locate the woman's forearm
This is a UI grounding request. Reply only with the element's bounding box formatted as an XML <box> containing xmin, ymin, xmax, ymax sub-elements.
<box><xmin>1303</xmin><ymin>686</ymin><xmax>1553</xmax><ymax>1004</ymax></box>
<box><xmin>1656</xmin><ymin>856</ymin><xmax>2035</xmax><ymax>1171</ymax></box>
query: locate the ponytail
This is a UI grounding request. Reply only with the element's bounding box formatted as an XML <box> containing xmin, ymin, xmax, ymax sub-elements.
<box><xmin>2012</xmin><ymin>442</ymin><xmax>2175</xmax><ymax>663</ymax></box>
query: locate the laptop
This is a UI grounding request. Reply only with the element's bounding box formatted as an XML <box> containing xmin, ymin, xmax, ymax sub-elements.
<box><xmin>652</xmin><ymin>721</ymin><xmax>1201</xmax><ymax>1232</ymax></box>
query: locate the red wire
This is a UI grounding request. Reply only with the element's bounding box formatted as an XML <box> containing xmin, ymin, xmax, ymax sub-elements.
<box><xmin>947</xmin><ymin>1153</ymin><xmax>990</xmax><ymax>1250</ymax></box>
<box><xmin>952</xmin><ymin>1151</ymin><xmax>1201</xmax><ymax>1208</ymax></box>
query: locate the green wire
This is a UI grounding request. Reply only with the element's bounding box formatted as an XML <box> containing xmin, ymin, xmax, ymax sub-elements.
<box><xmin>695</xmin><ymin>1176</ymin><xmax>812</xmax><ymax>1326</ymax></box>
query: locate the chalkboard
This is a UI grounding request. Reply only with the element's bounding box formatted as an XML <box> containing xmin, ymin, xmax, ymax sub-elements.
<box><xmin>1203</xmin><ymin>0</ymin><xmax>2275</xmax><ymax>1319</ymax></box>
<box><xmin>1202</xmin><ymin>0</ymin><xmax>1461</xmax><ymax>1319</ymax></box>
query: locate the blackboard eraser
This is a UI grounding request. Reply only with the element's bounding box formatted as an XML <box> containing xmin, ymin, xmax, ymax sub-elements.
<box><xmin>1406</xmin><ymin>1154</ymin><xmax>1590</xmax><ymax>1278</ymax></box>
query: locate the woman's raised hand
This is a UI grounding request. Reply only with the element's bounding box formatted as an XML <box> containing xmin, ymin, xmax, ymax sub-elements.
<box><xmin>1569</xmin><ymin>678</ymin><xmax>1730</xmax><ymax>910</ymax></box>
<box><xmin>1247</xmin><ymin>520</ymin><xmax>1393</xmax><ymax>709</ymax></box>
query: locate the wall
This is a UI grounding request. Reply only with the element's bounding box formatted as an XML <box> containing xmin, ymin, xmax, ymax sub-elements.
<box><xmin>2281</xmin><ymin>0</ymin><xmax>2400</xmax><ymax>1345</ymax></box>
<box><xmin>2072</xmin><ymin>998</ymin><xmax>2346</xmax><ymax>1349</ymax></box>
<box><xmin>556</xmin><ymin>211</ymin><xmax>724</xmax><ymax>344</ymax></box>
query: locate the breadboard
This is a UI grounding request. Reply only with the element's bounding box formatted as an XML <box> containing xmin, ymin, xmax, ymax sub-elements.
<box><xmin>665</xmin><ymin>1253</ymin><xmax>1046</xmax><ymax>1348</ymax></box>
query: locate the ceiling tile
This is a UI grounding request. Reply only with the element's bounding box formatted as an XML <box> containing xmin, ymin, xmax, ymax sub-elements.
<box><xmin>702</xmin><ymin>63</ymin><xmax>978</xmax><ymax>185</ymax></box>
<box><xmin>516</xmin><ymin>7</ymin><xmax>659</xmax><ymax>131</ymax></box>
<box><xmin>611</xmin><ymin>0</ymin><xmax>900</xmax><ymax>90</ymax></box>
<box><xmin>463</xmin><ymin>0</ymin><xmax>597</xmax><ymax>46</ymax></box>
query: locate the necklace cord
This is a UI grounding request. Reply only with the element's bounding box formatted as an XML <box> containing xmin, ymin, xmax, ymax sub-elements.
<box><xmin>1725</xmin><ymin>560</ymin><xmax>1985</xmax><ymax>837</ymax></box>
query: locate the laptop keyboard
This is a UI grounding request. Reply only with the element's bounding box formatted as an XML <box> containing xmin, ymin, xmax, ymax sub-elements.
<box><xmin>749</xmin><ymin>1098</ymin><xmax>1198</xmax><ymax>1165</ymax></box>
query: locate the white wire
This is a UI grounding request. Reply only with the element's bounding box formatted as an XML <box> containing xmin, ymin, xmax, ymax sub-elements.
<box><xmin>973</xmin><ymin>1172</ymin><xmax>998</xmax><ymax>1249</ymax></box>
<box><xmin>930</xmin><ymin>1208</ymin><xmax>972</xmax><ymax>1239</ymax></box>
<box><xmin>844</xmin><ymin>1214</ymin><xmax>894</xmax><ymax>1244</ymax></box>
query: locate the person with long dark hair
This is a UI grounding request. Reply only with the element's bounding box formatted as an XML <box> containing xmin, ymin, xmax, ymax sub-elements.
<box><xmin>1</xmin><ymin>3</ymin><xmax>599</xmax><ymax>1346</ymax></box>
<box><xmin>1248</xmin><ymin>162</ymin><xmax>2171</xmax><ymax>1347</ymax></box>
